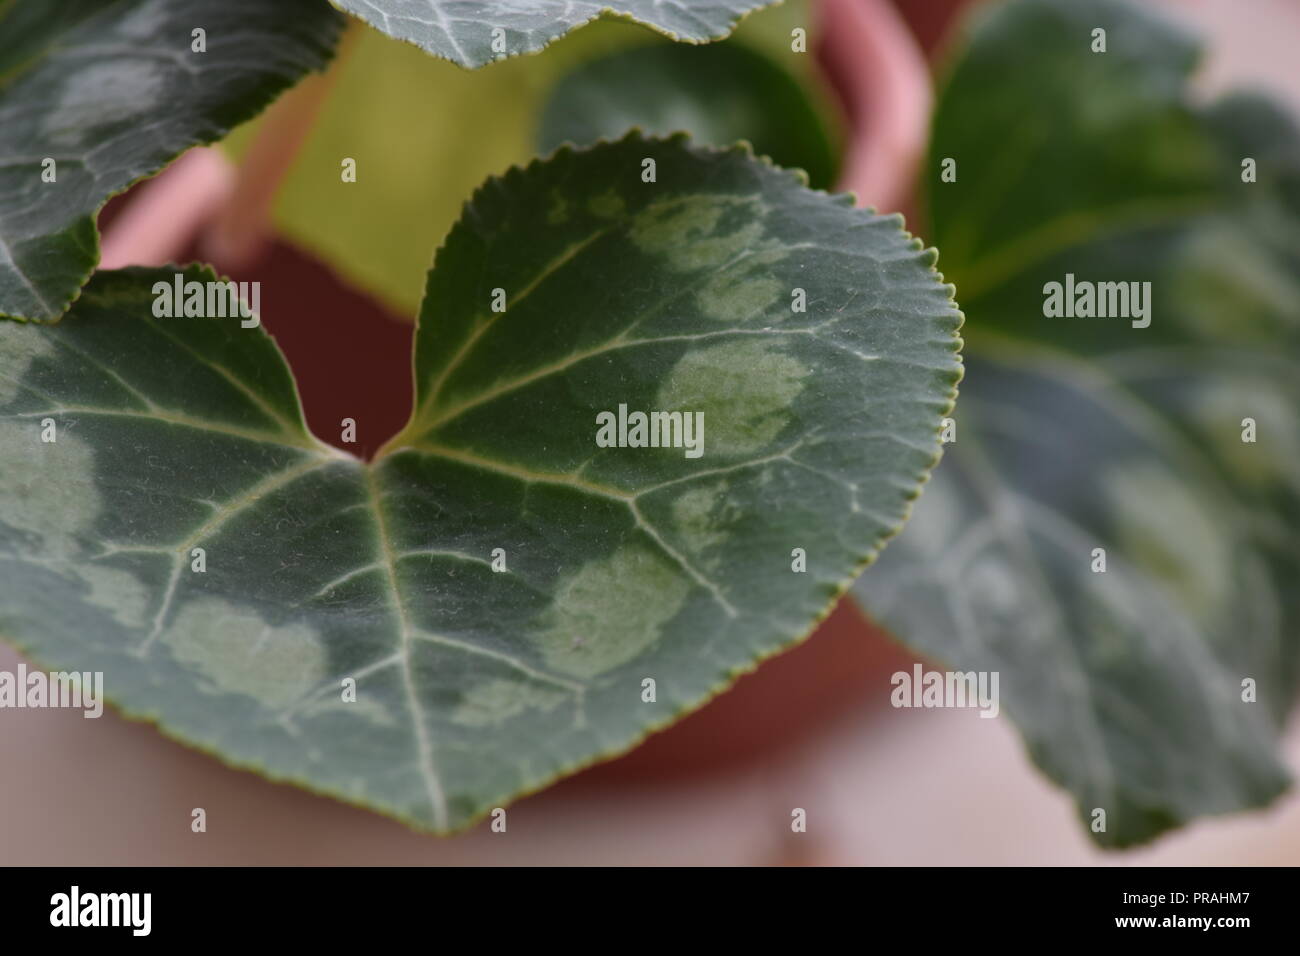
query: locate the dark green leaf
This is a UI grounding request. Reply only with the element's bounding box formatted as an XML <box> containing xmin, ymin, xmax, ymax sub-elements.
<box><xmin>855</xmin><ymin>0</ymin><xmax>1300</xmax><ymax>846</ymax></box>
<box><xmin>538</xmin><ymin>41</ymin><xmax>839</xmax><ymax>190</ymax></box>
<box><xmin>0</xmin><ymin>136</ymin><xmax>961</xmax><ymax>831</ymax></box>
<box><xmin>0</xmin><ymin>0</ymin><xmax>344</xmax><ymax>322</ymax></box>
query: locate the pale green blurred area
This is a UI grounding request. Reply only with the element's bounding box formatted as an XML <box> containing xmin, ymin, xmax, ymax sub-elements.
<box><xmin>223</xmin><ymin>2</ymin><xmax>840</xmax><ymax>318</ymax></box>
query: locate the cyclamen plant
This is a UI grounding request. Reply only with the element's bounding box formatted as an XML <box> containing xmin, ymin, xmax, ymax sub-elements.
<box><xmin>0</xmin><ymin>0</ymin><xmax>1296</xmax><ymax>849</ymax></box>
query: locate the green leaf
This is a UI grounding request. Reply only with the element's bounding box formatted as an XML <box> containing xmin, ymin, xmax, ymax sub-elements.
<box><xmin>0</xmin><ymin>136</ymin><xmax>961</xmax><ymax>831</ymax></box>
<box><xmin>538</xmin><ymin>40</ymin><xmax>840</xmax><ymax>190</ymax></box>
<box><xmin>0</xmin><ymin>0</ymin><xmax>344</xmax><ymax>322</ymax></box>
<box><xmin>854</xmin><ymin>0</ymin><xmax>1300</xmax><ymax>846</ymax></box>
<box><xmin>331</xmin><ymin>0</ymin><xmax>778</xmax><ymax>69</ymax></box>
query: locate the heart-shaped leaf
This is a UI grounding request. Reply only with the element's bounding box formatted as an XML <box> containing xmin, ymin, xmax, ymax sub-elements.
<box><xmin>854</xmin><ymin>0</ymin><xmax>1300</xmax><ymax>846</ymax></box>
<box><xmin>538</xmin><ymin>40</ymin><xmax>840</xmax><ymax>190</ymax></box>
<box><xmin>0</xmin><ymin>136</ymin><xmax>961</xmax><ymax>831</ymax></box>
<box><xmin>0</xmin><ymin>0</ymin><xmax>344</xmax><ymax>322</ymax></box>
<box><xmin>331</xmin><ymin>0</ymin><xmax>778</xmax><ymax>69</ymax></box>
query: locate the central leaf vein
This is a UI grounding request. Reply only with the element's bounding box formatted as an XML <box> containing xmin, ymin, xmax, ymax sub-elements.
<box><xmin>364</xmin><ymin>466</ymin><xmax>450</xmax><ymax>828</ymax></box>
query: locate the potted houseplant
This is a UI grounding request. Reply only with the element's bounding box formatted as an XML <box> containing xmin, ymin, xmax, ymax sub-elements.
<box><xmin>1</xmin><ymin>0</ymin><xmax>1296</xmax><ymax>864</ymax></box>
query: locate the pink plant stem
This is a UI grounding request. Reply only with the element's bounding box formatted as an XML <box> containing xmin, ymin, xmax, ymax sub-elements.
<box><xmin>817</xmin><ymin>0</ymin><xmax>933</xmax><ymax>221</ymax></box>
<box><xmin>98</xmin><ymin>147</ymin><xmax>234</xmax><ymax>269</ymax></box>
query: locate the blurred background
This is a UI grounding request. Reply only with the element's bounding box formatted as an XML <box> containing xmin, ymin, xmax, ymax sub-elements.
<box><xmin>2</xmin><ymin>0</ymin><xmax>1298</xmax><ymax>865</ymax></box>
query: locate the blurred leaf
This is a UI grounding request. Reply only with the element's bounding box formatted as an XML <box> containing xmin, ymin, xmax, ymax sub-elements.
<box><xmin>538</xmin><ymin>41</ymin><xmax>839</xmax><ymax>190</ymax></box>
<box><xmin>854</xmin><ymin>0</ymin><xmax>1300</xmax><ymax>847</ymax></box>
<box><xmin>0</xmin><ymin>136</ymin><xmax>960</xmax><ymax>831</ymax></box>
<box><xmin>0</xmin><ymin>0</ymin><xmax>344</xmax><ymax>322</ymax></box>
<box><xmin>251</xmin><ymin>4</ymin><xmax>820</xmax><ymax>317</ymax></box>
<box><xmin>332</xmin><ymin>0</ymin><xmax>778</xmax><ymax>69</ymax></box>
